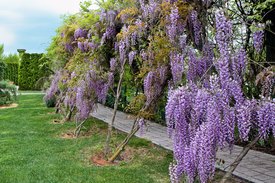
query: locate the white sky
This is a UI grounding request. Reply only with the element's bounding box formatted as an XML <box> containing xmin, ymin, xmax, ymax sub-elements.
<box><xmin>0</xmin><ymin>0</ymin><xmax>96</xmax><ymax>54</ymax></box>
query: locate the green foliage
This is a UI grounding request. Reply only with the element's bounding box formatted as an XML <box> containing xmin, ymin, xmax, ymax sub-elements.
<box><xmin>0</xmin><ymin>45</ymin><xmax>20</xmax><ymax>84</ymax></box>
<box><xmin>19</xmin><ymin>53</ymin><xmax>51</xmax><ymax>90</ymax></box>
<box><xmin>0</xmin><ymin>61</ymin><xmax>6</xmax><ymax>80</ymax></box>
<box><xmin>0</xmin><ymin>44</ymin><xmax>5</xmax><ymax>80</ymax></box>
<box><xmin>4</xmin><ymin>63</ymin><xmax>19</xmax><ymax>85</ymax></box>
<box><xmin>0</xmin><ymin>80</ymin><xmax>17</xmax><ymax>105</ymax></box>
<box><xmin>45</xmin><ymin>95</ymin><xmax>56</xmax><ymax>108</ymax></box>
<box><xmin>0</xmin><ymin>44</ymin><xmax>4</xmax><ymax>60</ymax></box>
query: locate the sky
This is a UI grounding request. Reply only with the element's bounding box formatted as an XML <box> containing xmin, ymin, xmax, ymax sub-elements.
<box><xmin>0</xmin><ymin>0</ymin><xmax>87</xmax><ymax>54</ymax></box>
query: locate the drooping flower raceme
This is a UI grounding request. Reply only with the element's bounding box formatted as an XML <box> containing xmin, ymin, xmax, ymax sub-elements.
<box><xmin>253</xmin><ymin>30</ymin><xmax>264</xmax><ymax>53</ymax></box>
<box><xmin>190</xmin><ymin>10</ymin><xmax>202</xmax><ymax>46</ymax></box>
<box><xmin>257</xmin><ymin>101</ymin><xmax>275</xmax><ymax>139</ymax></box>
<box><xmin>167</xmin><ymin>6</ymin><xmax>179</xmax><ymax>44</ymax></box>
<box><xmin>170</xmin><ymin>52</ymin><xmax>184</xmax><ymax>85</ymax></box>
<box><xmin>44</xmin><ymin>71</ymin><xmax>61</xmax><ymax>101</ymax></box>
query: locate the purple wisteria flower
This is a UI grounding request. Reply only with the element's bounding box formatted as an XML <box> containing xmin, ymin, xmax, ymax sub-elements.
<box><xmin>128</xmin><ymin>51</ymin><xmax>137</xmax><ymax>66</ymax></box>
<box><xmin>44</xmin><ymin>71</ymin><xmax>61</xmax><ymax>101</ymax></box>
<box><xmin>170</xmin><ymin>52</ymin><xmax>184</xmax><ymax>85</ymax></box>
<box><xmin>257</xmin><ymin>101</ymin><xmax>275</xmax><ymax>139</ymax></box>
<box><xmin>110</xmin><ymin>58</ymin><xmax>117</xmax><ymax>72</ymax></box>
<box><xmin>190</xmin><ymin>10</ymin><xmax>202</xmax><ymax>46</ymax></box>
<box><xmin>253</xmin><ymin>30</ymin><xmax>264</xmax><ymax>53</ymax></box>
<box><xmin>215</xmin><ymin>10</ymin><xmax>232</xmax><ymax>56</ymax></box>
<box><xmin>74</xmin><ymin>28</ymin><xmax>88</xmax><ymax>40</ymax></box>
<box><xmin>167</xmin><ymin>6</ymin><xmax>179</xmax><ymax>43</ymax></box>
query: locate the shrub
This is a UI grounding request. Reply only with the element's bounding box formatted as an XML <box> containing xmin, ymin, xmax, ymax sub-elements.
<box><xmin>19</xmin><ymin>53</ymin><xmax>51</xmax><ymax>90</ymax></box>
<box><xmin>0</xmin><ymin>80</ymin><xmax>18</xmax><ymax>106</ymax></box>
<box><xmin>45</xmin><ymin>96</ymin><xmax>56</xmax><ymax>108</ymax></box>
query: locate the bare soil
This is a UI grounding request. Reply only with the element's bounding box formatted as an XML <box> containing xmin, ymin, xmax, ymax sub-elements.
<box><xmin>90</xmin><ymin>147</ymin><xmax>150</xmax><ymax>166</ymax></box>
<box><xmin>60</xmin><ymin>132</ymin><xmax>75</xmax><ymax>139</ymax></box>
<box><xmin>51</xmin><ymin>119</ymin><xmax>64</xmax><ymax>124</ymax></box>
<box><xmin>90</xmin><ymin>153</ymin><xmax>117</xmax><ymax>166</ymax></box>
<box><xmin>0</xmin><ymin>103</ymin><xmax>18</xmax><ymax>109</ymax></box>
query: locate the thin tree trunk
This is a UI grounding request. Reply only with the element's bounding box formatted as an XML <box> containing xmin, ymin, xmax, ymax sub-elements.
<box><xmin>108</xmin><ymin>121</ymin><xmax>139</xmax><ymax>162</ymax></box>
<box><xmin>64</xmin><ymin>106</ymin><xmax>74</xmax><ymax>122</ymax></box>
<box><xmin>74</xmin><ymin>120</ymin><xmax>86</xmax><ymax>137</ymax></box>
<box><xmin>220</xmin><ymin>136</ymin><xmax>260</xmax><ymax>183</ymax></box>
<box><xmin>104</xmin><ymin>60</ymin><xmax>126</xmax><ymax>156</ymax></box>
<box><xmin>107</xmin><ymin>79</ymin><xmax>169</xmax><ymax>162</ymax></box>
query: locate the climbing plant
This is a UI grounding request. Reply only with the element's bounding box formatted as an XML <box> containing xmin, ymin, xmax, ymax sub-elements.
<box><xmin>45</xmin><ymin>1</ymin><xmax>275</xmax><ymax>183</ymax></box>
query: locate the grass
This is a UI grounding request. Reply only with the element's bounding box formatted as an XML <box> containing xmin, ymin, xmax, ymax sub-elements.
<box><xmin>0</xmin><ymin>95</ymin><xmax>172</xmax><ymax>183</ymax></box>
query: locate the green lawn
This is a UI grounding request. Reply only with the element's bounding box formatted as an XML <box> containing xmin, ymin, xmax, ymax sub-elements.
<box><xmin>0</xmin><ymin>95</ymin><xmax>172</xmax><ymax>183</ymax></box>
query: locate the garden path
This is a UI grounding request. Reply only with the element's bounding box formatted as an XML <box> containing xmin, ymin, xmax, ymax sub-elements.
<box><xmin>91</xmin><ymin>104</ymin><xmax>275</xmax><ymax>183</ymax></box>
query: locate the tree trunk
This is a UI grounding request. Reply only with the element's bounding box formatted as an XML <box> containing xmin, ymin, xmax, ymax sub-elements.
<box><xmin>104</xmin><ymin>60</ymin><xmax>126</xmax><ymax>157</ymax></box>
<box><xmin>64</xmin><ymin>107</ymin><xmax>73</xmax><ymax>122</ymax></box>
<box><xmin>220</xmin><ymin>136</ymin><xmax>260</xmax><ymax>183</ymax></box>
<box><xmin>108</xmin><ymin>120</ymin><xmax>139</xmax><ymax>162</ymax></box>
<box><xmin>74</xmin><ymin>120</ymin><xmax>86</xmax><ymax>137</ymax></box>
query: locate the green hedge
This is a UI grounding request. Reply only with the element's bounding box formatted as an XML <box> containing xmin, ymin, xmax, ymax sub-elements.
<box><xmin>4</xmin><ymin>63</ymin><xmax>19</xmax><ymax>85</ymax></box>
<box><xmin>0</xmin><ymin>61</ymin><xmax>5</xmax><ymax>80</ymax></box>
<box><xmin>19</xmin><ymin>53</ymin><xmax>51</xmax><ymax>90</ymax></box>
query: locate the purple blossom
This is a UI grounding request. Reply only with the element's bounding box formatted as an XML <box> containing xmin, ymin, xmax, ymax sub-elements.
<box><xmin>83</xmin><ymin>40</ymin><xmax>89</xmax><ymax>52</ymax></box>
<box><xmin>237</xmin><ymin>100</ymin><xmax>253</xmax><ymax>141</ymax></box>
<box><xmin>158</xmin><ymin>66</ymin><xmax>168</xmax><ymax>85</ymax></box>
<box><xmin>232</xmin><ymin>49</ymin><xmax>247</xmax><ymax>83</ymax></box>
<box><xmin>202</xmin><ymin>43</ymin><xmax>214</xmax><ymax>70</ymax></box>
<box><xmin>44</xmin><ymin>71</ymin><xmax>61</xmax><ymax>101</ymax></box>
<box><xmin>167</xmin><ymin>6</ymin><xmax>179</xmax><ymax>43</ymax></box>
<box><xmin>74</xmin><ymin>28</ymin><xmax>88</xmax><ymax>40</ymax></box>
<box><xmin>144</xmin><ymin>71</ymin><xmax>154</xmax><ymax>103</ymax></box>
<box><xmin>179</xmin><ymin>35</ymin><xmax>187</xmax><ymax>50</ymax></box>
<box><xmin>106</xmin><ymin>10</ymin><xmax>117</xmax><ymax>26</ymax></box>
<box><xmin>257</xmin><ymin>102</ymin><xmax>275</xmax><ymax>139</ymax></box>
<box><xmin>128</xmin><ymin>51</ymin><xmax>137</xmax><ymax>66</ymax></box>
<box><xmin>75</xmin><ymin>82</ymin><xmax>90</xmax><ymax>121</ymax></box>
<box><xmin>223</xmin><ymin>106</ymin><xmax>236</xmax><ymax>148</ymax></box>
<box><xmin>190</xmin><ymin>10</ymin><xmax>202</xmax><ymax>46</ymax></box>
<box><xmin>118</xmin><ymin>40</ymin><xmax>127</xmax><ymax>66</ymax></box>
<box><xmin>144</xmin><ymin>71</ymin><xmax>162</xmax><ymax>105</ymax></box>
<box><xmin>169</xmin><ymin>163</ymin><xmax>180</xmax><ymax>183</ymax></box>
<box><xmin>140</xmin><ymin>49</ymin><xmax>147</xmax><ymax>61</ymax></box>
<box><xmin>130</xmin><ymin>31</ymin><xmax>138</xmax><ymax>46</ymax></box>
<box><xmin>187</xmin><ymin>50</ymin><xmax>198</xmax><ymax>83</ymax></box>
<box><xmin>108</xmin><ymin>72</ymin><xmax>114</xmax><ymax>88</ymax></box>
<box><xmin>87</xmin><ymin>42</ymin><xmax>97</xmax><ymax>51</ymax></box>
<box><xmin>215</xmin><ymin>11</ymin><xmax>232</xmax><ymax>56</ymax></box>
<box><xmin>77</xmin><ymin>42</ymin><xmax>85</xmax><ymax>52</ymax></box>
<box><xmin>64</xmin><ymin>87</ymin><xmax>77</xmax><ymax>109</ymax></box>
<box><xmin>65</xmin><ymin>43</ymin><xmax>74</xmax><ymax>53</ymax></box>
<box><xmin>217</xmin><ymin>56</ymin><xmax>230</xmax><ymax>89</ymax></box>
<box><xmin>253</xmin><ymin>30</ymin><xmax>264</xmax><ymax>53</ymax></box>
<box><xmin>110</xmin><ymin>58</ymin><xmax>117</xmax><ymax>72</ymax></box>
<box><xmin>101</xmin><ymin>26</ymin><xmax>116</xmax><ymax>44</ymax></box>
<box><xmin>170</xmin><ymin>52</ymin><xmax>184</xmax><ymax>85</ymax></box>
<box><xmin>228</xmin><ymin>80</ymin><xmax>244</xmax><ymax>105</ymax></box>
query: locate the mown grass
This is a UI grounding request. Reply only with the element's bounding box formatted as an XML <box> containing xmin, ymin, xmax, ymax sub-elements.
<box><xmin>0</xmin><ymin>95</ymin><xmax>172</xmax><ymax>183</ymax></box>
